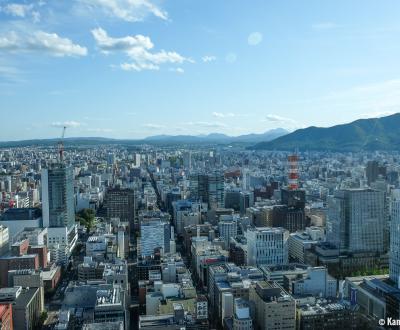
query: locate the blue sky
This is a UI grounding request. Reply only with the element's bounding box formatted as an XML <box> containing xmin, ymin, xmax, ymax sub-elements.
<box><xmin>1</xmin><ymin>0</ymin><xmax>400</xmax><ymax>140</ymax></box>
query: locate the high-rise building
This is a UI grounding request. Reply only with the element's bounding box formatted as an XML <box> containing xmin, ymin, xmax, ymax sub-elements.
<box><xmin>366</xmin><ymin>160</ymin><xmax>386</xmax><ymax>186</ymax></box>
<box><xmin>41</xmin><ymin>164</ymin><xmax>75</xmax><ymax>229</ymax></box>
<box><xmin>140</xmin><ymin>220</ymin><xmax>170</xmax><ymax>257</ymax></box>
<box><xmin>246</xmin><ymin>227</ymin><xmax>289</xmax><ymax>266</ymax></box>
<box><xmin>41</xmin><ymin>164</ymin><xmax>77</xmax><ymax>264</ymax></box>
<box><xmin>183</xmin><ymin>151</ymin><xmax>192</xmax><ymax>169</ymax></box>
<box><xmin>106</xmin><ymin>188</ymin><xmax>136</xmax><ymax>224</ymax></box>
<box><xmin>390</xmin><ymin>192</ymin><xmax>400</xmax><ymax>285</ymax></box>
<box><xmin>218</xmin><ymin>218</ymin><xmax>237</xmax><ymax>249</ymax></box>
<box><xmin>326</xmin><ymin>189</ymin><xmax>386</xmax><ymax>254</ymax></box>
<box><xmin>0</xmin><ymin>226</ymin><xmax>9</xmax><ymax>256</ymax></box>
<box><xmin>190</xmin><ymin>172</ymin><xmax>224</xmax><ymax>209</ymax></box>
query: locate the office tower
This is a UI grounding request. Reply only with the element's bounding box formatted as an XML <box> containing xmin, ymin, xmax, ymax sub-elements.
<box><xmin>135</xmin><ymin>153</ymin><xmax>141</xmax><ymax>167</ymax></box>
<box><xmin>241</xmin><ymin>168</ymin><xmax>250</xmax><ymax>191</ymax></box>
<box><xmin>218</xmin><ymin>217</ymin><xmax>237</xmax><ymax>249</ymax></box>
<box><xmin>326</xmin><ymin>189</ymin><xmax>386</xmax><ymax>254</ymax></box>
<box><xmin>140</xmin><ymin>220</ymin><xmax>170</xmax><ymax>257</ymax></box>
<box><xmin>0</xmin><ymin>226</ymin><xmax>9</xmax><ymax>256</ymax></box>
<box><xmin>239</xmin><ymin>191</ymin><xmax>254</xmax><ymax>216</ymax></box>
<box><xmin>106</xmin><ymin>188</ymin><xmax>135</xmax><ymax>224</ymax></box>
<box><xmin>42</xmin><ymin>164</ymin><xmax>77</xmax><ymax>264</ymax></box>
<box><xmin>42</xmin><ymin>164</ymin><xmax>75</xmax><ymax>229</ymax></box>
<box><xmin>225</xmin><ymin>190</ymin><xmax>241</xmax><ymax>211</ymax></box>
<box><xmin>208</xmin><ymin>172</ymin><xmax>225</xmax><ymax>209</ymax></box>
<box><xmin>107</xmin><ymin>153</ymin><xmax>115</xmax><ymax>166</ymax></box>
<box><xmin>390</xmin><ymin>192</ymin><xmax>400</xmax><ymax>285</ymax></box>
<box><xmin>190</xmin><ymin>174</ymin><xmax>207</xmax><ymax>202</ymax></box>
<box><xmin>250</xmin><ymin>281</ymin><xmax>296</xmax><ymax>330</ymax></box>
<box><xmin>276</xmin><ymin>188</ymin><xmax>309</xmax><ymax>232</ymax></box>
<box><xmin>246</xmin><ymin>227</ymin><xmax>289</xmax><ymax>266</ymax></box>
<box><xmin>183</xmin><ymin>151</ymin><xmax>192</xmax><ymax>169</ymax></box>
<box><xmin>366</xmin><ymin>160</ymin><xmax>386</xmax><ymax>186</ymax></box>
<box><xmin>281</xmin><ymin>188</ymin><xmax>306</xmax><ymax>209</ymax></box>
<box><xmin>190</xmin><ymin>172</ymin><xmax>224</xmax><ymax>209</ymax></box>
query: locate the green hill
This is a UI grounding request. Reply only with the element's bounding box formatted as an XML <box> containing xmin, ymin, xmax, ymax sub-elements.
<box><xmin>251</xmin><ymin>113</ymin><xmax>400</xmax><ymax>151</ymax></box>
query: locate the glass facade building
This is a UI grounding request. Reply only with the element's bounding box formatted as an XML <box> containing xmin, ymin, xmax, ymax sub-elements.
<box><xmin>42</xmin><ymin>164</ymin><xmax>75</xmax><ymax>229</ymax></box>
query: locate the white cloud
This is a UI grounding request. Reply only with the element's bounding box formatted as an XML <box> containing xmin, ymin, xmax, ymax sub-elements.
<box><xmin>202</xmin><ymin>55</ymin><xmax>216</xmax><ymax>62</ymax></box>
<box><xmin>1</xmin><ymin>3</ymin><xmax>41</xmax><ymax>22</ymax></box>
<box><xmin>212</xmin><ymin>112</ymin><xmax>235</xmax><ymax>118</ymax></box>
<box><xmin>92</xmin><ymin>27</ymin><xmax>153</xmax><ymax>52</ymax></box>
<box><xmin>359</xmin><ymin>111</ymin><xmax>397</xmax><ymax>119</ymax></box>
<box><xmin>225</xmin><ymin>52</ymin><xmax>237</xmax><ymax>64</ymax></box>
<box><xmin>51</xmin><ymin>121</ymin><xmax>84</xmax><ymax>128</ymax></box>
<box><xmin>142</xmin><ymin>123</ymin><xmax>165</xmax><ymax>129</ymax></box>
<box><xmin>2</xmin><ymin>3</ymin><xmax>33</xmax><ymax>17</ymax></box>
<box><xmin>169</xmin><ymin>67</ymin><xmax>184</xmax><ymax>74</ymax></box>
<box><xmin>32</xmin><ymin>11</ymin><xmax>41</xmax><ymax>23</ymax></box>
<box><xmin>92</xmin><ymin>27</ymin><xmax>191</xmax><ymax>71</ymax></box>
<box><xmin>0</xmin><ymin>30</ymin><xmax>87</xmax><ymax>57</ymax></box>
<box><xmin>248</xmin><ymin>32</ymin><xmax>263</xmax><ymax>46</ymax></box>
<box><xmin>86</xmin><ymin>128</ymin><xmax>114</xmax><ymax>133</ymax></box>
<box><xmin>79</xmin><ymin>0</ymin><xmax>168</xmax><ymax>22</ymax></box>
<box><xmin>0</xmin><ymin>65</ymin><xmax>23</xmax><ymax>83</ymax></box>
<box><xmin>312</xmin><ymin>22</ymin><xmax>339</xmax><ymax>30</ymax></box>
<box><xmin>264</xmin><ymin>114</ymin><xmax>296</xmax><ymax>124</ymax></box>
<box><xmin>184</xmin><ymin>121</ymin><xmax>227</xmax><ymax>129</ymax></box>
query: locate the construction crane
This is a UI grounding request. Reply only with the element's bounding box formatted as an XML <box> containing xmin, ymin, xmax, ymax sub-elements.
<box><xmin>58</xmin><ymin>126</ymin><xmax>67</xmax><ymax>162</ymax></box>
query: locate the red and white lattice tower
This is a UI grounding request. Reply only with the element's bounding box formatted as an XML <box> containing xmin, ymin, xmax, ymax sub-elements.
<box><xmin>288</xmin><ymin>154</ymin><xmax>299</xmax><ymax>190</ymax></box>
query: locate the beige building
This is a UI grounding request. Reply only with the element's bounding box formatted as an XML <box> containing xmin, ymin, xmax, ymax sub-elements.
<box><xmin>249</xmin><ymin>281</ymin><xmax>296</xmax><ymax>330</ymax></box>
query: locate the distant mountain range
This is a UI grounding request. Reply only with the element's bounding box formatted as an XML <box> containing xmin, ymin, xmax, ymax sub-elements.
<box><xmin>143</xmin><ymin>128</ymin><xmax>288</xmax><ymax>143</ymax></box>
<box><xmin>0</xmin><ymin>128</ymin><xmax>288</xmax><ymax>147</ymax></box>
<box><xmin>252</xmin><ymin>113</ymin><xmax>400</xmax><ymax>151</ymax></box>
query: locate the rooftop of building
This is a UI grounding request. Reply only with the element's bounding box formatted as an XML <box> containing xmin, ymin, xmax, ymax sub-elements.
<box><xmin>82</xmin><ymin>321</ymin><xmax>124</xmax><ymax>330</ymax></box>
<box><xmin>13</xmin><ymin>287</ymin><xmax>39</xmax><ymax>308</ymax></box>
<box><xmin>298</xmin><ymin>300</ymin><xmax>347</xmax><ymax>316</ymax></box>
<box><xmin>1</xmin><ymin>208</ymin><xmax>41</xmax><ymax>220</ymax></box>
<box><xmin>254</xmin><ymin>281</ymin><xmax>293</xmax><ymax>303</ymax></box>
<box><xmin>247</xmin><ymin>226</ymin><xmax>286</xmax><ymax>233</ymax></box>
<box><xmin>42</xmin><ymin>266</ymin><xmax>61</xmax><ymax>281</ymax></box>
<box><xmin>95</xmin><ymin>287</ymin><xmax>122</xmax><ymax>307</ymax></box>
<box><xmin>158</xmin><ymin>297</ymin><xmax>197</xmax><ymax>315</ymax></box>
<box><xmin>0</xmin><ymin>253</ymin><xmax>37</xmax><ymax>260</ymax></box>
<box><xmin>260</xmin><ymin>263</ymin><xmax>309</xmax><ymax>273</ymax></box>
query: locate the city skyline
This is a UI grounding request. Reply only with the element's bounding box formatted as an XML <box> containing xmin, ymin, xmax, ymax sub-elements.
<box><xmin>1</xmin><ymin>0</ymin><xmax>400</xmax><ymax>140</ymax></box>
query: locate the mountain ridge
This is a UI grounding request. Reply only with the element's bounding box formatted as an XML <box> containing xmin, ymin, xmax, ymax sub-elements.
<box><xmin>251</xmin><ymin>113</ymin><xmax>400</xmax><ymax>151</ymax></box>
<box><xmin>0</xmin><ymin>128</ymin><xmax>288</xmax><ymax>147</ymax></box>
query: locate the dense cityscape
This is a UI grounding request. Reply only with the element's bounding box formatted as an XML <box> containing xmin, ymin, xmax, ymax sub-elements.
<box><xmin>0</xmin><ymin>131</ymin><xmax>399</xmax><ymax>329</ymax></box>
<box><xmin>1</xmin><ymin>1</ymin><xmax>399</xmax><ymax>329</ymax></box>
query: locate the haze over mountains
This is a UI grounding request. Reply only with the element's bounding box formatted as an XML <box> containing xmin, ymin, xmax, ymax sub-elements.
<box><xmin>2</xmin><ymin>113</ymin><xmax>400</xmax><ymax>151</ymax></box>
<box><xmin>143</xmin><ymin>128</ymin><xmax>288</xmax><ymax>143</ymax></box>
<box><xmin>252</xmin><ymin>113</ymin><xmax>400</xmax><ymax>151</ymax></box>
<box><xmin>0</xmin><ymin>128</ymin><xmax>289</xmax><ymax>147</ymax></box>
